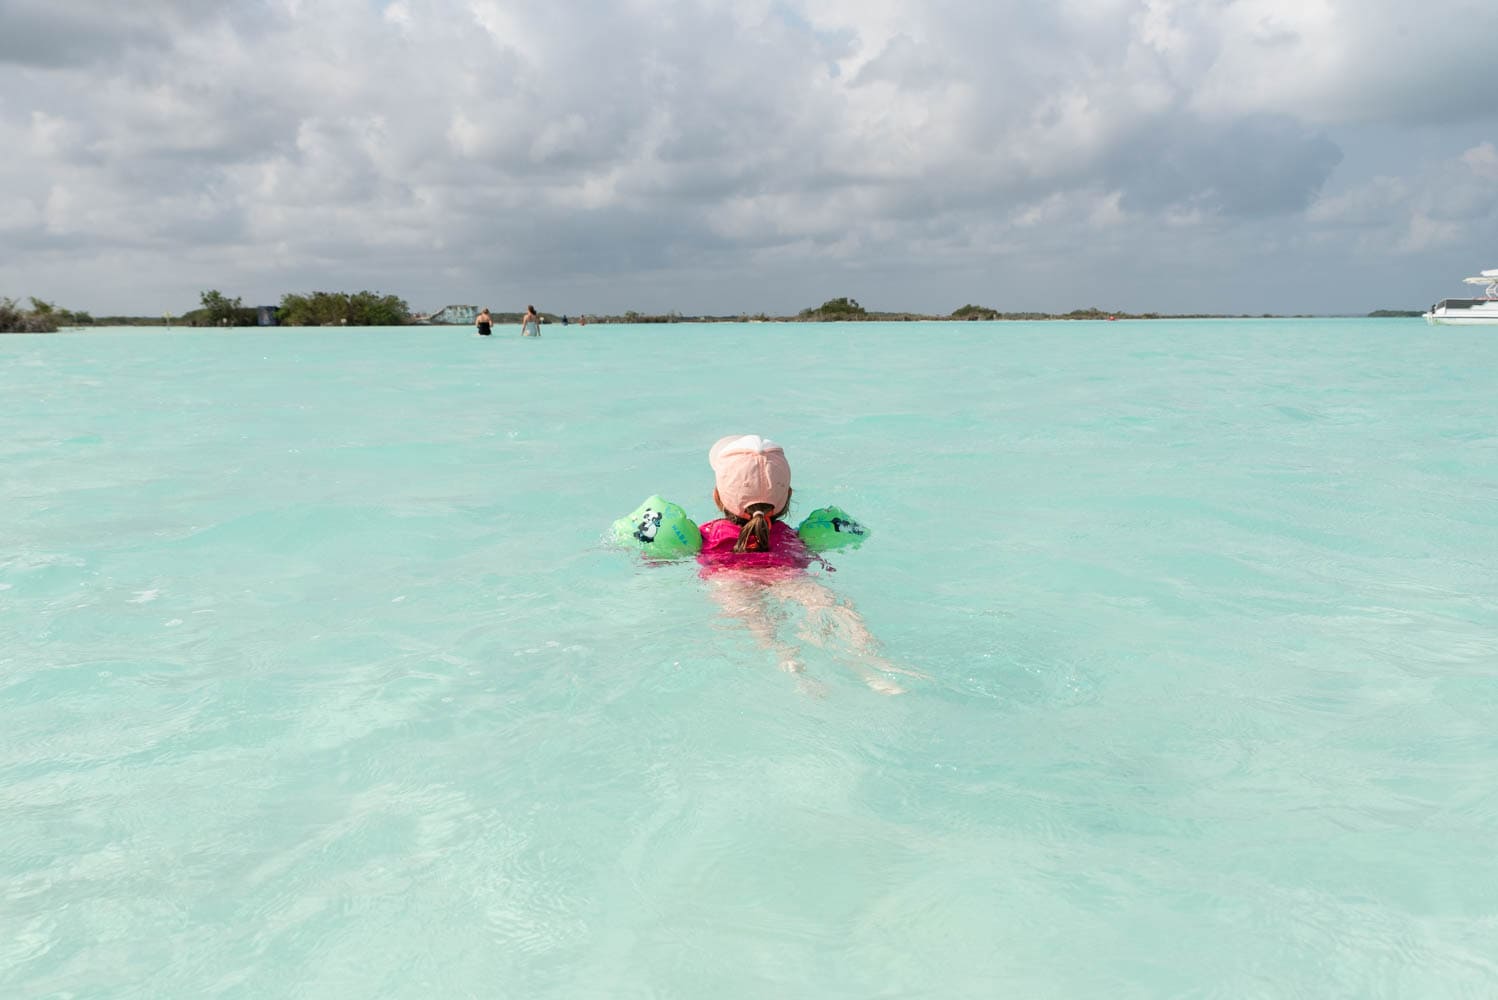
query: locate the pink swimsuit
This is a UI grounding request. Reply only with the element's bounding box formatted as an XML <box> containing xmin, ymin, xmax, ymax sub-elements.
<box><xmin>697</xmin><ymin>519</ymin><xmax>814</xmax><ymax>574</ymax></box>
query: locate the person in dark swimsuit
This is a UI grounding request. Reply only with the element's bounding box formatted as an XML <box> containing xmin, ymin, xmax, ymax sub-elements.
<box><xmin>476</xmin><ymin>308</ymin><xmax>492</xmax><ymax>336</ymax></box>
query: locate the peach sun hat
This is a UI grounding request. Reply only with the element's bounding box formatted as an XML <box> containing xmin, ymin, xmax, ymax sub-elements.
<box><xmin>708</xmin><ymin>435</ymin><xmax>792</xmax><ymax>517</ymax></box>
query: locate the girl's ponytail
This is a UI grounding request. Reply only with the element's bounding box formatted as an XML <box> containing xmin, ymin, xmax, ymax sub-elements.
<box><xmin>732</xmin><ymin>504</ymin><xmax>774</xmax><ymax>553</ymax></box>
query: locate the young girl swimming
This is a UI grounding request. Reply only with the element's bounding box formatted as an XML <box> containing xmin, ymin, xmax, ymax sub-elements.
<box><xmin>699</xmin><ymin>435</ymin><xmax>922</xmax><ymax>694</ymax></box>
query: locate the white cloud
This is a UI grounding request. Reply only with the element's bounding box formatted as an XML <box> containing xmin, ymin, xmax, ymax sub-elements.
<box><xmin>1189</xmin><ymin>0</ymin><xmax>1498</xmax><ymax>125</ymax></box>
<box><xmin>383</xmin><ymin>2</ymin><xmax>412</xmax><ymax>27</ymax></box>
<box><xmin>1306</xmin><ymin>142</ymin><xmax>1498</xmax><ymax>256</ymax></box>
<box><xmin>1307</xmin><ymin>176</ymin><xmax>1409</xmax><ymax>226</ymax></box>
<box><xmin>1400</xmin><ymin>211</ymin><xmax>1455</xmax><ymax>254</ymax></box>
<box><xmin>1462</xmin><ymin>142</ymin><xmax>1498</xmax><ymax>181</ymax></box>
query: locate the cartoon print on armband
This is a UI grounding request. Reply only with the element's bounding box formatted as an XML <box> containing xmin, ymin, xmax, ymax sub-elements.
<box><xmin>633</xmin><ymin>508</ymin><xmax>664</xmax><ymax>543</ymax></box>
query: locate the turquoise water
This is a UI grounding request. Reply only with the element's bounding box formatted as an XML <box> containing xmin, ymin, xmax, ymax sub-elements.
<box><xmin>3</xmin><ymin>320</ymin><xmax>1496</xmax><ymax>997</ymax></box>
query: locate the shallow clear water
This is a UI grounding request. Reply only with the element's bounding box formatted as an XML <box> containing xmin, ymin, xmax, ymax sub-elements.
<box><xmin>3</xmin><ymin>319</ymin><xmax>1497</xmax><ymax>998</ymax></box>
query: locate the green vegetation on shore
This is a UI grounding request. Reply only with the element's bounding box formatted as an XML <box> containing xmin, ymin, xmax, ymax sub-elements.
<box><xmin>3</xmin><ymin>288</ymin><xmax>413</xmax><ymax>331</ymax></box>
<box><xmin>0</xmin><ymin>297</ymin><xmax>93</xmax><ymax>333</ymax></box>
<box><xmin>183</xmin><ymin>290</ymin><xmax>259</xmax><ymax>327</ymax></box>
<box><xmin>800</xmin><ymin>297</ymin><xmax>868</xmax><ymax>319</ymax></box>
<box><xmin>175</xmin><ymin>289</ymin><xmax>412</xmax><ymax>327</ymax></box>
<box><xmin>276</xmin><ymin>291</ymin><xmax>410</xmax><ymax>326</ymax></box>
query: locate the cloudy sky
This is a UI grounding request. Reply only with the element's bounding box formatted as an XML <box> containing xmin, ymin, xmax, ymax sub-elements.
<box><xmin>1</xmin><ymin>0</ymin><xmax>1495</xmax><ymax>316</ymax></box>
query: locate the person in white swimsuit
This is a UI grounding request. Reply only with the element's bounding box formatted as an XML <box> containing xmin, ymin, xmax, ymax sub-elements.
<box><xmin>520</xmin><ymin>305</ymin><xmax>541</xmax><ymax>337</ymax></box>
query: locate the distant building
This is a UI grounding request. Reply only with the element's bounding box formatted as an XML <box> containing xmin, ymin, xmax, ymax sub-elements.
<box><xmin>256</xmin><ymin>306</ymin><xmax>278</xmax><ymax>326</ymax></box>
<box><xmin>430</xmin><ymin>304</ymin><xmax>479</xmax><ymax>325</ymax></box>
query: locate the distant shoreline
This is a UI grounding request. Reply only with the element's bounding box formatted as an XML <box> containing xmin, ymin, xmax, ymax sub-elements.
<box><xmin>21</xmin><ymin>310</ymin><xmax>1425</xmax><ymax>331</ymax></box>
<box><xmin>490</xmin><ymin>309</ymin><xmax>1423</xmax><ymax>324</ymax></box>
<box><xmin>0</xmin><ymin>291</ymin><xmax>1430</xmax><ymax>333</ymax></box>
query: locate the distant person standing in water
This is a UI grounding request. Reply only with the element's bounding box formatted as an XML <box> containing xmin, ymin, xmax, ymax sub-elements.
<box><xmin>520</xmin><ymin>305</ymin><xmax>541</xmax><ymax>337</ymax></box>
<box><xmin>476</xmin><ymin>308</ymin><xmax>492</xmax><ymax>337</ymax></box>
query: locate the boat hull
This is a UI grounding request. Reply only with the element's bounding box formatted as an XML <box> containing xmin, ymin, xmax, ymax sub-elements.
<box><xmin>1424</xmin><ymin>312</ymin><xmax>1498</xmax><ymax>325</ymax></box>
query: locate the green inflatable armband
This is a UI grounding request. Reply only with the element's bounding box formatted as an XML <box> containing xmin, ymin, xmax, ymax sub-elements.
<box><xmin>611</xmin><ymin>495</ymin><xmax>701</xmax><ymax>559</ymax></box>
<box><xmin>796</xmin><ymin>506</ymin><xmax>870</xmax><ymax>552</ymax></box>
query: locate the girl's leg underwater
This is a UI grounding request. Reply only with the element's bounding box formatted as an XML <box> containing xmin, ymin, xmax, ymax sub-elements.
<box><xmin>707</xmin><ymin>576</ymin><xmax>804</xmax><ymax>674</ymax></box>
<box><xmin>707</xmin><ymin>574</ymin><xmax>925</xmax><ymax>695</ymax></box>
<box><xmin>772</xmin><ymin>577</ymin><xmax>929</xmax><ymax>693</ymax></box>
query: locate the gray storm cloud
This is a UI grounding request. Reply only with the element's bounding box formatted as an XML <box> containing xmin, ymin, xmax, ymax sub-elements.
<box><xmin>0</xmin><ymin>0</ymin><xmax>1494</xmax><ymax>315</ymax></box>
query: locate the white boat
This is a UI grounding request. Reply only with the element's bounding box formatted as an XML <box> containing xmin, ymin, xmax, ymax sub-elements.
<box><xmin>1424</xmin><ymin>268</ymin><xmax>1498</xmax><ymax>325</ymax></box>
